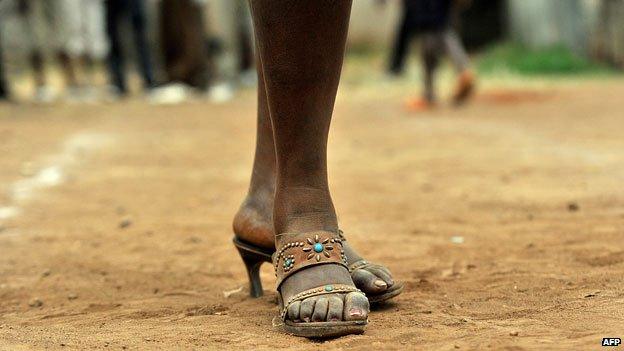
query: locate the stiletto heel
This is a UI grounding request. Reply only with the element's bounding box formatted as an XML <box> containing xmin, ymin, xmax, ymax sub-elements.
<box><xmin>238</xmin><ymin>248</ymin><xmax>264</xmax><ymax>297</ymax></box>
<box><xmin>233</xmin><ymin>237</ymin><xmax>273</xmax><ymax>298</ymax></box>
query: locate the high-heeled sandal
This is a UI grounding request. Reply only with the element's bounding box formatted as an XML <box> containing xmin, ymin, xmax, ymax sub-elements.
<box><xmin>348</xmin><ymin>260</ymin><xmax>404</xmax><ymax>303</ymax></box>
<box><xmin>337</xmin><ymin>231</ymin><xmax>404</xmax><ymax>304</ymax></box>
<box><xmin>236</xmin><ymin>231</ymin><xmax>367</xmax><ymax>338</ymax></box>
<box><xmin>233</xmin><ymin>229</ymin><xmax>403</xmax><ymax>303</ymax></box>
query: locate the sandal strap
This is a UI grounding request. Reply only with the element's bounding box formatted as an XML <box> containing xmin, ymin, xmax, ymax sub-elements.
<box><xmin>280</xmin><ymin>284</ymin><xmax>361</xmax><ymax>321</ymax></box>
<box><xmin>348</xmin><ymin>260</ymin><xmax>370</xmax><ymax>272</ymax></box>
<box><xmin>337</xmin><ymin>229</ymin><xmax>347</xmax><ymax>241</ymax></box>
<box><xmin>273</xmin><ymin>231</ymin><xmax>347</xmax><ymax>289</ymax></box>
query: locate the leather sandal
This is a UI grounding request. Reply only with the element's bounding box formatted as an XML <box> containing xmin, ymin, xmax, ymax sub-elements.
<box><xmin>348</xmin><ymin>260</ymin><xmax>404</xmax><ymax>303</ymax></box>
<box><xmin>236</xmin><ymin>231</ymin><xmax>367</xmax><ymax>338</ymax></box>
<box><xmin>233</xmin><ymin>229</ymin><xmax>403</xmax><ymax>304</ymax></box>
<box><xmin>337</xmin><ymin>230</ymin><xmax>404</xmax><ymax>304</ymax></box>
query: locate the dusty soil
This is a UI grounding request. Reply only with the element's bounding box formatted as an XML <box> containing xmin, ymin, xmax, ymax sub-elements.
<box><xmin>1</xmin><ymin>77</ymin><xmax>623</xmax><ymax>350</ymax></box>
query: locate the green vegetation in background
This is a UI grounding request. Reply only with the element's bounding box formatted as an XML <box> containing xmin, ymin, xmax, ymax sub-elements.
<box><xmin>477</xmin><ymin>43</ymin><xmax>618</xmax><ymax>76</ymax></box>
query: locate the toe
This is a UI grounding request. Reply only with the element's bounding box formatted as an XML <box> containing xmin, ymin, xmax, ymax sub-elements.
<box><xmin>352</xmin><ymin>268</ymin><xmax>388</xmax><ymax>294</ymax></box>
<box><xmin>367</xmin><ymin>265</ymin><xmax>394</xmax><ymax>286</ymax></box>
<box><xmin>327</xmin><ymin>296</ymin><xmax>343</xmax><ymax>321</ymax></box>
<box><xmin>343</xmin><ymin>292</ymin><xmax>369</xmax><ymax>321</ymax></box>
<box><xmin>372</xmin><ymin>264</ymin><xmax>392</xmax><ymax>277</ymax></box>
<box><xmin>287</xmin><ymin>301</ymin><xmax>301</xmax><ymax>322</ymax></box>
<box><xmin>311</xmin><ymin>297</ymin><xmax>329</xmax><ymax>322</ymax></box>
<box><xmin>299</xmin><ymin>298</ymin><xmax>315</xmax><ymax>322</ymax></box>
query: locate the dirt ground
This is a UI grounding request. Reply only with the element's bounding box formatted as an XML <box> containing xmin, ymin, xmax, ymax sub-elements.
<box><xmin>1</xmin><ymin>75</ymin><xmax>623</xmax><ymax>350</ymax></box>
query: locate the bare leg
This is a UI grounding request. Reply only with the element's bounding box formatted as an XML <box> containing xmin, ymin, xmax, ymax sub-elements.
<box><xmin>248</xmin><ymin>0</ymin><xmax>368</xmax><ymax>324</ymax></box>
<box><xmin>232</xmin><ymin>50</ymin><xmax>275</xmax><ymax>250</ymax></box>
<box><xmin>234</xmin><ymin>3</ymin><xmax>397</xmax><ymax>298</ymax></box>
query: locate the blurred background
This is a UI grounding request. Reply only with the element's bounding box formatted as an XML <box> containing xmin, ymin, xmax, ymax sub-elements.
<box><xmin>0</xmin><ymin>0</ymin><xmax>622</xmax><ymax>104</ymax></box>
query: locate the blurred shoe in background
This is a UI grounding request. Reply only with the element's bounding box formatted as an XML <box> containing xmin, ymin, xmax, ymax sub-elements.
<box><xmin>33</xmin><ymin>85</ymin><xmax>56</xmax><ymax>104</ymax></box>
<box><xmin>452</xmin><ymin>69</ymin><xmax>475</xmax><ymax>106</ymax></box>
<box><xmin>405</xmin><ymin>97</ymin><xmax>435</xmax><ymax>112</ymax></box>
<box><xmin>148</xmin><ymin>83</ymin><xmax>191</xmax><ymax>105</ymax></box>
<box><xmin>207</xmin><ymin>82</ymin><xmax>235</xmax><ymax>104</ymax></box>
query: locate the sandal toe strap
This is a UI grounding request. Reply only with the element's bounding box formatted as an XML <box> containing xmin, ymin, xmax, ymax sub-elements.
<box><xmin>280</xmin><ymin>284</ymin><xmax>361</xmax><ymax>321</ymax></box>
<box><xmin>348</xmin><ymin>260</ymin><xmax>371</xmax><ymax>272</ymax></box>
<box><xmin>273</xmin><ymin>231</ymin><xmax>348</xmax><ymax>288</ymax></box>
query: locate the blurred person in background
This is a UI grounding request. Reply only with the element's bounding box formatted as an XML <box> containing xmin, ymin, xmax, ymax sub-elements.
<box><xmin>150</xmin><ymin>0</ymin><xmax>213</xmax><ymax>104</ymax></box>
<box><xmin>17</xmin><ymin>0</ymin><xmax>84</xmax><ymax>103</ymax></box>
<box><xmin>104</xmin><ymin>0</ymin><xmax>154</xmax><ymax>97</ymax></box>
<box><xmin>386</xmin><ymin>0</ymin><xmax>475</xmax><ymax>111</ymax></box>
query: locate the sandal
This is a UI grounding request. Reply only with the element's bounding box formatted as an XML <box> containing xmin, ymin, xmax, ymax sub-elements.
<box><xmin>337</xmin><ymin>230</ymin><xmax>404</xmax><ymax>304</ymax></box>
<box><xmin>233</xmin><ymin>230</ymin><xmax>403</xmax><ymax>303</ymax></box>
<box><xmin>348</xmin><ymin>260</ymin><xmax>404</xmax><ymax>303</ymax></box>
<box><xmin>235</xmin><ymin>231</ymin><xmax>367</xmax><ymax>338</ymax></box>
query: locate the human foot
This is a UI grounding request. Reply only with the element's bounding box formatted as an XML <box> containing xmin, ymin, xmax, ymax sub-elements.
<box><xmin>274</xmin><ymin>231</ymin><xmax>368</xmax><ymax>337</ymax></box>
<box><xmin>233</xmin><ymin>199</ymin><xmax>401</xmax><ymax>301</ymax></box>
<box><xmin>233</xmin><ymin>192</ymin><xmax>275</xmax><ymax>250</ymax></box>
<box><xmin>338</xmin><ymin>231</ymin><xmax>403</xmax><ymax>303</ymax></box>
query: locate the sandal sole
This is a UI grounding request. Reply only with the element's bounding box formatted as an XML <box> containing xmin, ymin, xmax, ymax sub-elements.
<box><xmin>367</xmin><ymin>282</ymin><xmax>404</xmax><ymax>304</ymax></box>
<box><xmin>281</xmin><ymin>319</ymin><xmax>367</xmax><ymax>338</ymax></box>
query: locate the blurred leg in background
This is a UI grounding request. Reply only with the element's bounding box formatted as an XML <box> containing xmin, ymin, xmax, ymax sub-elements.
<box><xmin>105</xmin><ymin>0</ymin><xmax>154</xmax><ymax>96</ymax></box>
<box><xmin>159</xmin><ymin>0</ymin><xmax>211</xmax><ymax>90</ymax></box>
<box><xmin>80</xmin><ymin>0</ymin><xmax>109</xmax><ymax>100</ymax></box>
<box><xmin>61</xmin><ymin>0</ymin><xmax>109</xmax><ymax>101</ymax></box>
<box><xmin>444</xmin><ymin>26</ymin><xmax>474</xmax><ymax>105</ymax></box>
<box><xmin>149</xmin><ymin>0</ymin><xmax>212</xmax><ymax>105</ymax></box>
<box><xmin>404</xmin><ymin>0</ymin><xmax>475</xmax><ymax>110</ymax></box>
<box><xmin>206</xmin><ymin>0</ymin><xmax>254</xmax><ymax>102</ymax></box>
<box><xmin>51</xmin><ymin>0</ymin><xmax>85</xmax><ymax>99</ymax></box>
<box><xmin>388</xmin><ymin>0</ymin><xmax>418</xmax><ymax>76</ymax></box>
<box><xmin>20</xmin><ymin>0</ymin><xmax>54</xmax><ymax>102</ymax></box>
<box><xmin>57</xmin><ymin>0</ymin><xmax>84</xmax><ymax>101</ymax></box>
<box><xmin>421</xmin><ymin>31</ymin><xmax>442</xmax><ymax>105</ymax></box>
<box><xmin>0</xmin><ymin>29</ymin><xmax>9</xmax><ymax>101</ymax></box>
<box><xmin>105</xmin><ymin>0</ymin><xmax>126</xmax><ymax>95</ymax></box>
<box><xmin>128</xmin><ymin>0</ymin><xmax>154</xmax><ymax>91</ymax></box>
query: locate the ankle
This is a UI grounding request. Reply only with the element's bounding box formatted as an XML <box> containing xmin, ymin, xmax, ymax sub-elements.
<box><xmin>273</xmin><ymin>185</ymin><xmax>338</xmax><ymax>240</ymax></box>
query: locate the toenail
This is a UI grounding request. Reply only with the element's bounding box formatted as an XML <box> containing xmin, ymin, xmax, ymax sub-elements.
<box><xmin>349</xmin><ymin>309</ymin><xmax>362</xmax><ymax>317</ymax></box>
<box><xmin>374</xmin><ymin>279</ymin><xmax>387</xmax><ymax>288</ymax></box>
<box><xmin>303</xmin><ymin>317</ymin><xmax>310</xmax><ymax>322</ymax></box>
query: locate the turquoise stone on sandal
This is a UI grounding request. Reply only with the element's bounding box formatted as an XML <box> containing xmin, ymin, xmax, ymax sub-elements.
<box><xmin>314</xmin><ymin>243</ymin><xmax>324</xmax><ymax>253</ymax></box>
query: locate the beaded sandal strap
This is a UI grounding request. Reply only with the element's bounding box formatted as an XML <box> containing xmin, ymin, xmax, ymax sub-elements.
<box><xmin>348</xmin><ymin>260</ymin><xmax>370</xmax><ymax>273</ymax></box>
<box><xmin>280</xmin><ymin>284</ymin><xmax>361</xmax><ymax>321</ymax></box>
<box><xmin>337</xmin><ymin>229</ymin><xmax>347</xmax><ymax>241</ymax></box>
<box><xmin>273</xmin><ymin>231</ymin><xmax>348</xmax><ymax>289</ymax></box>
